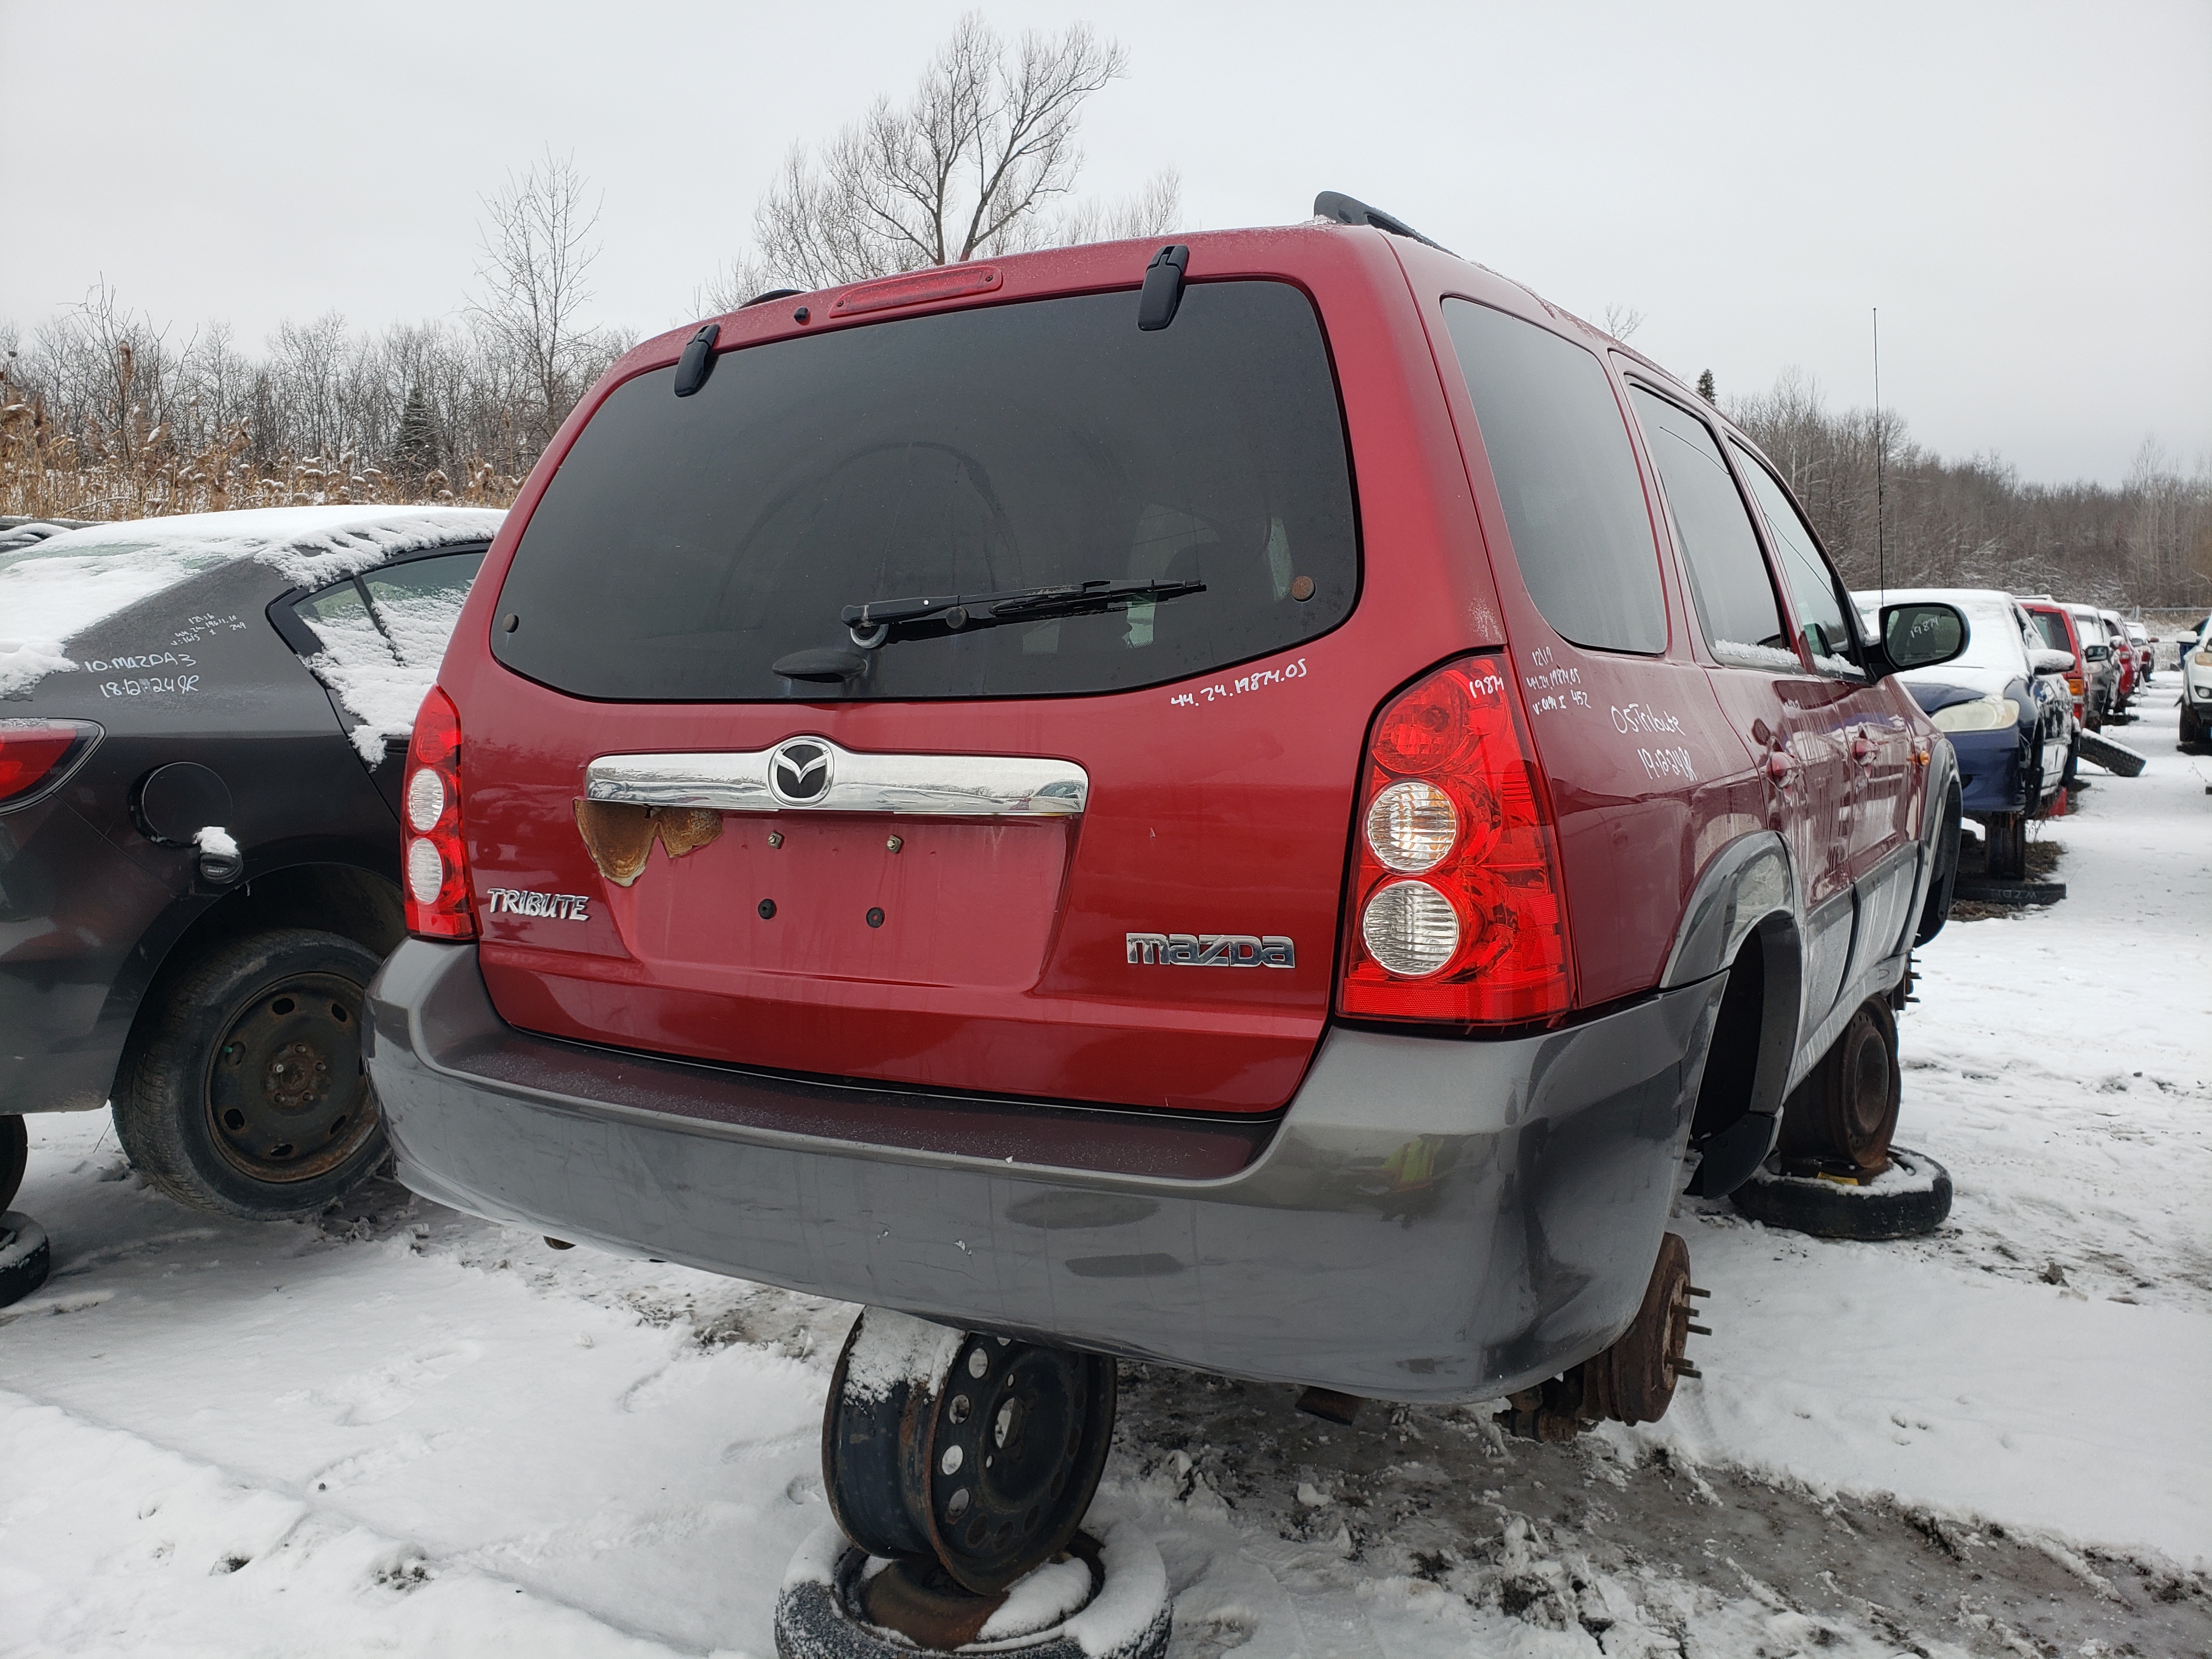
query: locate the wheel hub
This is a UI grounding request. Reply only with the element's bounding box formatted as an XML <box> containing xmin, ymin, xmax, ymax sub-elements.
<box><xmin>205</xmin><ymin>973</ymin><xmax>377</xmax><ymax>1183</ymax></box>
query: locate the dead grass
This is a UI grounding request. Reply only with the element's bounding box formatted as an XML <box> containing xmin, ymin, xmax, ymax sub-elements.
<box><xmin>0</xmin><ymin>375</ymin><xmax>520</xmax><ymax>522</ymax></box>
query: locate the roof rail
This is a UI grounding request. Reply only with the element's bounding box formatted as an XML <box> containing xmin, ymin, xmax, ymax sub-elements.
<box><xmin>1312</xmin><ymin>191</ymin><xmax>1453</xmax><ymax>255</ymax></box>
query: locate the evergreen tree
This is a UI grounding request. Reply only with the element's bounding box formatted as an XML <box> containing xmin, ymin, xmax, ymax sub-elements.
<box><xmin>394</xmin><ymin>381</ymin><xmax>437</xmax><ymax>484</ymax></box>
<box><xmin>1696</xmin><ymin>369</ymin><xmax>1717</xmax><ymax>405</ymax></box>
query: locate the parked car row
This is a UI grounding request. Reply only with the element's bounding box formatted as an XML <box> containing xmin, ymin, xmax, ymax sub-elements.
<box><xmin>1852</xmin><ymin>588</ymin><xmax>2072</xmax><ymax>881</ymax></box>
<box><xmin>2018</xmin><ymin>597</ymin><xmax>2155</xmax><ymax>732</ymax></box>
<box><xmin>0</xmin><ymin>196</ymin><xmax>2005</xmax><ymax>1603</ymax></box>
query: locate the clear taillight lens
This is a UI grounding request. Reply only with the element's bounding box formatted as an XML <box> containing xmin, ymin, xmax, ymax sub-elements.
<box><xmin>1364</xmin><ymin>780</ymin><xmax>1457</xmax><ymax>872</ymax></box>
<box><xmin>405</xmin><ymin>836</ymin><xmax>447</xmax><ymax>903</ymax></box>
<box><xmin>1338</xmin><ymin>656</ymin><xmax>1572</xmax><ymax>1026</ymax></box>
<box><xmin>404</xmin><ymin>765</ymin><xmax>446</xmax><ymax>833</ymax></box>
<box><xmin>402</xmin><ymin>687</ymin><xmax>475</xmax><ymax>940</ymax></box>
<box><xmin>1361</xmin><ymin>880</ymin><xmax>1460</xmax><ymax>975</ymax></box>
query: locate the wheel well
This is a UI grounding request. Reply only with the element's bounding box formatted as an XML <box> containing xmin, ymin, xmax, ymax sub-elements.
<box><xmin>1689</xmin><ymin>913</ymin><xmax>1801</xmax><ymax>1147</ymax></box>
<box><xmin>168</xmin><ymin>863</ymin><xmax>402</xmax><ymax>964</ymax></box>
<box><xmin>115</xmin><ymin>862</ymin><xmax>402</xmax><ymax>1078</ymax></box>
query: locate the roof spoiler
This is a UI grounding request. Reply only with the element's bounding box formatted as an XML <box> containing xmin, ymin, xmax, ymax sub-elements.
<box><xmin>1312</xmin><ymin>191</ymin><xmax>1453</xmax><ymax>255</ymax></box>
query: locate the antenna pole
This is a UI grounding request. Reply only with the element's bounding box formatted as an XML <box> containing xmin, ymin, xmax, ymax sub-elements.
<box><xmin>1873</xmin><ymin>307</ymin><xmax>1885</xmax><ymax>597</ymax></box>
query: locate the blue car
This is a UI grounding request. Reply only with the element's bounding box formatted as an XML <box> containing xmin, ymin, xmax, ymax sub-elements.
<box><xmin>1855</xmin><ymin>587</ymin><xmax>2073</xmax><ymax>881</ymax></box>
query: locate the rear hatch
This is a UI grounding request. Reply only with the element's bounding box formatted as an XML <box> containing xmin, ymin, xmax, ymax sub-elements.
<box><xmin>462</xmin><ymin>274</ymin><xmax>1367</xmax><ymax>1114</ymax></box>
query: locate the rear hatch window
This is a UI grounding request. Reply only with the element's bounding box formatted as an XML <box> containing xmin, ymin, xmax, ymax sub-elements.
<box><xmin>490</xmin><ymin>281</ymin><xmax>1357</xmax><ymax>701</ymax></box>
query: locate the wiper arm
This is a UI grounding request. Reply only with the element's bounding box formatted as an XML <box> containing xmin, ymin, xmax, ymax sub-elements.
<box><xmin>840</xmin><ymin>578</ymin><xmax>1204</xmax><ymax>647</ymax></box>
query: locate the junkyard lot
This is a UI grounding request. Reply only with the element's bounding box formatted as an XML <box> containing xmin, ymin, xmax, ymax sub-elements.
<box><xmin>1</xmin><ymin>697</ymin><xmax>2206</xmax><ymax>1658</ymax></box>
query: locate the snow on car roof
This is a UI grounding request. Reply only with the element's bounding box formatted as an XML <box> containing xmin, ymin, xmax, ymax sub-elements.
<box><xmin>0</xmin><ymin>505</ymin><xmax>504</xmax><ymax>699</ymax></box>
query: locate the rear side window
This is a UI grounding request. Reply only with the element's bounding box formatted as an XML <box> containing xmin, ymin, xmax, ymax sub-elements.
<box><xmin>281</xmin><ymin>549</ymin><xmax>487</xmax><ymax>672</ymax></box>
<box><xmin>2029</xmin><ymin>611</ymin><xmax>2072</xmax><ymax>654</ymax></box>
<box><xmin>1627</xmin><ymin>388</ymin><xmax>1793</xmax><ymax>670</ymax></box>
<box><xmin>490</xmin><ymin>283</ymin><xmax>1357</xmax><ymax>701</ymax></box>
<box><xmin>1440</xmin><ymin>300</ymin><xmax>1666</xmax><ymax>654</ymax></box>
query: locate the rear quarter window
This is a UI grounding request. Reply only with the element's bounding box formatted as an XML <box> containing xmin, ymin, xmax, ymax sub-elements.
<box><xmin>1439</xmin><ymin>300</ymin><xmax>1667</xmax><ymax>654</ymax></box>
<box><xmin>490</xmin><ymin>281</ymin><xmax>1358</xmax><ymax>701</ymax></box>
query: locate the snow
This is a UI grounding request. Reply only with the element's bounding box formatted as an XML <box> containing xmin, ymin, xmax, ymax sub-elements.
<box><xmin>974</xmin><ymin>1552</ymin><xmax>1092</xmax><ymax>1639</ymax></box>
<box><xmin>0</xmin><ymin>506</ymin><xmax>502</xmax><ymax>703</ymax></box>
<box><xmin>1712</xmin><ymin>639</ymin><xmax>1801</xmax><ymax>672</ymax></box>
<box><xmin>1058</xmin><ymin>1504</ymin><xmax>1171</xmax><ymax>1656</ymax></box>
<box><xmin>837</xmin><ymin>1307</ymin><xmax>964</xmax><ymax>1405</ymax></box>
<box><xmin>193</xmin><ymin>825</ymin><xmax>239</xmax><ymax>858</ymax></box>
<box><xmin>2</xmin><ymin>692</ymin><xmax>2207</xmax><ymax>1654</ymax></box>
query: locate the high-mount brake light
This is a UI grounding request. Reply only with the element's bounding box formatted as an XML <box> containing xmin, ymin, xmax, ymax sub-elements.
<box><xmin>402</xmin><ymin>687</ymin><xmax>475</xmax><ymax>940</ymax></box>
<box><xmin>830</xmin><ymin>264</ymin><xmax>1002</xmax><ymax>318</ymax></box>
<box><xmin>1339</xmin><ymin>656</ymin><xmax>1573</xmax><ymax>1025</ymax></box>
<box><xmin>0</xmin><ymin>718</ymin><xmax>101</xmax><ymax>808</ymax></box>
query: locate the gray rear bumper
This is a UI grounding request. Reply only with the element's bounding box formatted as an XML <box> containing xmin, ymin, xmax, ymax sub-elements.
<box><xmin>366</xmin><ymin>940</ymin><xmax>1725</xmax><ymax>1403</ymax></box>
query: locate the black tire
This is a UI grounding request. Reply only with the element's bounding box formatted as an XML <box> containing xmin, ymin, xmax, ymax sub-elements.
<box><xmin>1914</xmin><ymin>786</ymin><xmax>1962</xmax><ymax>946</ymax></box>
<box><xmin>0</xmin><ymin>1115</ymin><xmax>25</xmax><ymax>1214</ymax></box>
<box><xmin>112</xmin><ymin>928</ymin><xmax>388</xmax><ymax>1220</ymax></box>
<box><xmin>774</xmin><ymin>1513</ymin><xmax>1170</xmax><ymax>1659</ymax></box>
<box><xmin>1984</xmin><ymin>812</ymin><xmax>2028</xmax><ymax>882</ymax></box>
<box><xmin>1</xmin><ymin>1210</ymin><xmax>52</xmax><ymax>1307</ymax></box>
<box><xmin>2059</xmin><ymin>730</ymin><xmax>2080</xmax><ymax>788</ymax></box>
<box><xmin>1731</xmin><ymin>1146</ymin><xmax>1953</xmax><ymax>1240</ymax></box>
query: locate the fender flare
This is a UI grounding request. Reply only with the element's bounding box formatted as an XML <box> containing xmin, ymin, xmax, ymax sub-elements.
<box><xmin>1662</xmin><ymin>832</ymin><xmax>1804</xmax><ymax>1197</ymax></box>
<box><xmin>95</xmin><ymin>837</ymin><xmax>402</xmax><ymax>1055</ymax></box>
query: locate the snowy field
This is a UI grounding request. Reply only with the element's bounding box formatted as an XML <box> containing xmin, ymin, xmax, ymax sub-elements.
<box><xmin>3</xmin><ymin>695</ymin><xmax>2207</xmax><ymax>1658</ymax></box>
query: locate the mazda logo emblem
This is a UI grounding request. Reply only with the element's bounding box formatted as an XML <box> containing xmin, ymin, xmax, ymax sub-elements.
<box><xmin>769</xmin><ymin>738</ymin><xmax>833</xmax><ymax>805</ymax></box>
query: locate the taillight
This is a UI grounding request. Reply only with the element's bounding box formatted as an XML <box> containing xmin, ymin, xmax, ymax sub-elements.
<box><xmin>402</xmin><ymin>687</ymin><xmax>475</xmax><ymax>940</ymax></box>
<box><xmin>1339</xmin><ymin>656</ymin><xmax>1573</xmax><ymax>1025</ymax></box>
<box><xmin>0</xmin><ymin>718</ymin><xmax>101</xmax><ymax>808</ymax></box>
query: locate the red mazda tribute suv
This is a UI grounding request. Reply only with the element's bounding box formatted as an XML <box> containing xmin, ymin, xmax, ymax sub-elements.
<box><xmin>365</xmin><ymin>195</ymin><xmax>1966</xmax><ymax>1594</ymax></box>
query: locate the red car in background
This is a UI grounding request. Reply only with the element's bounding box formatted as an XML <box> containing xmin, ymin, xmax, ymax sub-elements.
<box><xmin>2023</xmin><ymin>600</ymin><xmax>2098</xmax><ymax>729</ymax></box>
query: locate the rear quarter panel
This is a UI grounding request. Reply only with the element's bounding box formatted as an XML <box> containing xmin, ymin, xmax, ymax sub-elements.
<box><xmin>1389</xmin><ymin>243</ymin><xmax>1762</xmax><ymax>1008</ymax></box>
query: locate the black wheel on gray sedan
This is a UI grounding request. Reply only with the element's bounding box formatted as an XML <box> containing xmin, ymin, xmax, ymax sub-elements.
<box><xmin>112</xmin><ymin>929</ymin><xmax>386</xmax><ymax>1220</ymax></box>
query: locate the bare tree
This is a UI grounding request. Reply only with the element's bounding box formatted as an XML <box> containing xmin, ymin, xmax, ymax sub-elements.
<box><xmin>1601</xmin><ymin>302</ymin><xmax>1645</xmax><ymax>342</ymax></box>
<box><xmin>743</xmin><ymin>14</ymin><xmax>1175</xmax><ymax>294</ymax></box>
<box><xmin>471</xmin><ymin>149</ymin><xmax>607</xmax><ymax>444</ymax></box>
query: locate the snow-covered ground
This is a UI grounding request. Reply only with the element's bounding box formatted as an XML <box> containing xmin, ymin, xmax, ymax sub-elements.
<box><xmin>3</xmin><ymin>695</ymin><xmax>2207</xmax><ymax>1657</ymax></box>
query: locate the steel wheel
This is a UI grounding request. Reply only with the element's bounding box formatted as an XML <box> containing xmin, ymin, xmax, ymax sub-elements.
<box><xmin>1778</xmin><ymin>998</ymin><xmax>1900</xmax><ymax>1175</ymax></box>
<box><xmin>204</xmin><ymin>971</ymin><xmax>378</xmax><ymax>1183</ymax></box>
<box><xmin>823</xmin><ymin>1308</ymin><xmax>1118</xmax><ymax>1596</ymax></box>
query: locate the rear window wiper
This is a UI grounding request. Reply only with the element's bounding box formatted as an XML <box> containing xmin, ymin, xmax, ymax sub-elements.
<box><xmin>840</xmin><ymin>578</ymin><xmax>1204</xmax><ymax>648</ymax></box>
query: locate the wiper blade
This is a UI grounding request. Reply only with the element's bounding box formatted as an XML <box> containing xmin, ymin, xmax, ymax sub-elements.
<box><xmin>840</xmin><ymin>578</ymin><xmax>1204</xmax><ymax>646</ymax></box>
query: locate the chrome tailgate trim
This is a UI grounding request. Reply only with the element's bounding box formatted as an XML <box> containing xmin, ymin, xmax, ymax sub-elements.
<box><xmin>585</xmin><ymin>736</ymin><xmax>1087</xmax><ymax>817</ymax></box>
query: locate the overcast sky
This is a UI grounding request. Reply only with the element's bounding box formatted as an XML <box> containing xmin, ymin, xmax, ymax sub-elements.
<box><xmin>4</xmin><ymin>0</ymin><xmax>2206</xmax><ymax>485</ymax></box>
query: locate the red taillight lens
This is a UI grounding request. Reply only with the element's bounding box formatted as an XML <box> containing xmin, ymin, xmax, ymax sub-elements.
<box><xmin>1338</xmin><ymin>657</ymin><xmax>1573</xmax><ymax>1026</ymax></box>
<box><xmin>402</xmin><ymin>687</ymin><xmax>475</xmax><ymax>940</ymax></box>
<box><xmin>0</xmin><ymin>719</ymin><xmax>101</xmax><ymax>807</ymax></box>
